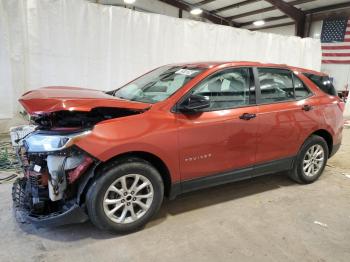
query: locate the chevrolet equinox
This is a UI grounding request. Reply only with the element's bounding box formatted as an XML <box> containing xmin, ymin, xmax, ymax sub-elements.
<box><xmin>11</xmin><ymin>62</ymin><xmax>344</xmax><ymax>233</ymax></box>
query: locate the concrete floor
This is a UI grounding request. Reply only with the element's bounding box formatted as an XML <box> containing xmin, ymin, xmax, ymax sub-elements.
<box><xmin>1</xmin><ymin>130</ymin><xmax>350</xmax><ymax>262</ymax></box>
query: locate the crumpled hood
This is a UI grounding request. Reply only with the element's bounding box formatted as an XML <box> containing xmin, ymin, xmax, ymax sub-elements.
<box><xmin>19</xmin><ymin>86</ymin><xmax>151</xmax><ymax>115</ymax></box>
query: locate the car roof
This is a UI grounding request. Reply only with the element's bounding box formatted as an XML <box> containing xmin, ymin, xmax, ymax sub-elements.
<box><xmin>170</xmin><ymin>61</ymin><xmax>326</xmax><ymax>76</ymax></box>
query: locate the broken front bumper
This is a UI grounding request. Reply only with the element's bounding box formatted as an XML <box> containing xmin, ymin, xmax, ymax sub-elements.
<box><xmin>25</xmin><ymin>204</ymin><xmax>89</xmax><ymax>227</ymax></box>
<box><xmin>12</xmin><ymin>177</ymin><xmax>89</xmax><ymax>227</ymax></box>
<box><xmin>10</xmin><ymin>125</ymin><xmax>96</xmax><ymax>227</ymax></box>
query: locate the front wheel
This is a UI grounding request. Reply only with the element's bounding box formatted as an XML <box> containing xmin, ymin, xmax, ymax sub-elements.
<box><xmin>289</xmin><ymin>135</ymin><xmax>329</xmax><ymax>184</ymax></box>
<box><xmin>86</xmin><ymin>158</ymin><xmax>164</xmax><ymax>233</ymax></box>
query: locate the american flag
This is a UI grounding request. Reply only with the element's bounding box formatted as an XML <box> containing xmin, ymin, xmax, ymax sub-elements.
<box><xmin>321</xmin><ymin>18</ymin><xmax>350</xmax><ymax>64</ymax></box>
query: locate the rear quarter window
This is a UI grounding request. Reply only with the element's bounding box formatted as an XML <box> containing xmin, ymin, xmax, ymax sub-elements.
<box><xmin>303</xmin><ymin>73</ymin><xmax>337</xmax><ymax>96</ymax></box>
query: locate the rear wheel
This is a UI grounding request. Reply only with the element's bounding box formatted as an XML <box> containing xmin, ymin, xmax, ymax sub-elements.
<box><xmin>289</xmin><ymin>135</ymin><xmax>329</xmax><ymax>184</ymax></box>
<box><xmin>86</xmin><ymin>158</ymin><xmax>164</xmax><ymax>233</ymax></box>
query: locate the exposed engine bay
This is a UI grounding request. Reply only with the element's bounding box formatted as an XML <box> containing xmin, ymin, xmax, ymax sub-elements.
<box><xmin>31</xmin><ymin>107</ymin><xmax>144</xmax><ymax>130</ymax></box>
<box><xmin>10</xmin><ymin>107</ymin><xmax>146</xmax><ymax>225</ymax></box>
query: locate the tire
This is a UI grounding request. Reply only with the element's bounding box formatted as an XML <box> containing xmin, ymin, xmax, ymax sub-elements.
<box><xmin>86</xmin><ymin>158</ymin><xmax>164</xmax><ymax>233</ymax></box>
<box><xmin>288</xmin><ymin>135</ymin><xmax>329</xmax><ymax>184</ymax></box>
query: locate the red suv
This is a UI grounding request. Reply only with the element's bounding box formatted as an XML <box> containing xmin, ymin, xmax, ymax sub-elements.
<box><xmin>11</xmin><ymin>62</ymin><xmax>344</xmax><ymax>233</ymax></box>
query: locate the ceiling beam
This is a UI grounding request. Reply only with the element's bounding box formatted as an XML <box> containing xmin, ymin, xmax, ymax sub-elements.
<box><xmin>311</xmin><ymin>7</ymin><xmax>350</xmax><ymax>22</ymax></box>
<box><xmin>303</xmin><ymin>14</ymin><xmax>312</xmax><ymax>37</ymax></box>
<box><xmin>240</xmin><ymin>15</ymin><xmax>288</xmax><ymax>27</ymax></box>
<box><xmin>211</xmin><ymin>0</ymin><xmax>261</xmax><ymax>14</ymax></box>
<box><xmin>263</xmin><ymin>0</ymin><xmax>304</xmax><ymax>21</ymax></box>
<box><xmin>194</xmin><ymin>0</ymin><xmax>217</xmax><ymax>7</ymax></box>
<box><xmin>240</xmin><ymin>2</ymin><xmax>350</xmax><ymax>28</ymax></box>
<box><xmin>263</xmin><ymin>0</ymin><xmax>306</xmax><ymax>37</ymax></box>
<box><xmin>158</xmin><ymin>0</ymin><xmax>234</xmax><ymax>26</ymax></box>
<box><xmin>246</xmin><ymin>2</ymin><xmax>350</xmax><ymax>37</ymax></box>
<box><xmin>306</xmin><ymin>2</ymin><xmax>350</xmax><ymax>14</ymax></box>
<box><xmin>249</xmin><ymin>21</ymin><xmax>295</xmax><ymax>31</ymax></box>
<box><xmin>226</xmin><ymin>0</ymin><xmax>315</xmax><ymax>20</ymax></box>
<box><xmin>227</xmin><ymin>6</ymin><xmax>276</xmax><ymax>20</ymax></box>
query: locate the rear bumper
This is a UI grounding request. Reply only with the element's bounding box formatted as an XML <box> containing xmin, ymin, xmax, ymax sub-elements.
<box><xmin>330</xmin><ymin>143</ymin><xmax>341</xmax><ymax>158</ymax></box>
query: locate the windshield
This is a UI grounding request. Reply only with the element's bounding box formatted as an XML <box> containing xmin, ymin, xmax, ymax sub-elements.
<box><xmin>113</xmin><ymin>66</ymin><xmax>204</xmax><ymax>103</ymax></box>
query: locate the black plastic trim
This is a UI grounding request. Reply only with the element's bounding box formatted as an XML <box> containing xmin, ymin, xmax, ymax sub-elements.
<box><xmin>26</xmin><ymin>204</ymin><xmax>89</xmax><ymax>227</ymax></box>
<box><xmin>251</xmin><ymin>156</ymin><xmax>295</xmax><ymax>178</ymax></box>
<box><xmin>181</xmin><ymin>166</ymin><xmax>253</xmax><ymax>194</ymax></box>
<box><xmin>77</xmin><ymin>162</ymin><xmax>100</xmax><ymax>205</ymax></box>
<box><xmin>168</xmin><ymin>182</ymin><xmax>181</xmax><ymax>200</ymax></box>
<box><xmin>330</xmin><ymin>143</ymin><xmax>341</xmax><ymax>158</ymax></box>
<box><xmin>252</xmin><ymin>67</ymin><xmax>261</xmax><ymax>104</ymax></box>
<box><xmin>170</xmin><ymin>156</ymin><xmax>295</xmax><ymax>198</ymax></box>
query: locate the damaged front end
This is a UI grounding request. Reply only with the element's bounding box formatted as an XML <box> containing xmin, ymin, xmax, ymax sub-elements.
<box><xmin>11</xmin><ymin>86</ymin><xmax>151</xmax><ymax>226</ymax></box>
<box><xmin>11</xmin><ymin>127</ymin><xmax>96</xmax><ymax>226</ymax></box>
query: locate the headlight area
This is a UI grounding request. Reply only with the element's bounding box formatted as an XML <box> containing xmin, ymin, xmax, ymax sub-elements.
<box><xmin>12</xmin><ymin>131</ymin><xmax>95</xmax><ymax>225</ymax></box>
<box><xmin>23</xmin><ymin>130</ymin><xmax>91</xmax><ymax>153</ymax></box>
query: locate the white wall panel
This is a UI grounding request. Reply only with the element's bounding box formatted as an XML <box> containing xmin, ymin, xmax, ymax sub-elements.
<box><xmin>0</xmin><ymin>0</ymin><xmax>321</xmax><ymax>132</ymax></box>
<box><xmin>0</xmin><ymin>3</ymin><xmax>14</xmax><ymax>121</ymax></box>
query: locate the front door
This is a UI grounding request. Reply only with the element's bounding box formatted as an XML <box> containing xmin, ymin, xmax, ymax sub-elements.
<box><xmin>176</xmin><ymin>67</ymin><xmax>259</xmax><ymax>181</ymax></box>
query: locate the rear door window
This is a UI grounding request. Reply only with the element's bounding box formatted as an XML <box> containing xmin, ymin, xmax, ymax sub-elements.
<box><xmin>303</xmin><ymin>73</ymin><xmax>337</xmax><ymax>96</ymax></box>
<box><xmin>257</xmin><ymin>68</ymin><xmax>295</xmax><ymax>103</ymax></box>
<box><xmin>293</xmin><ymin>74</ymin><xmax>311</xmax><ymax>99</ymax></box>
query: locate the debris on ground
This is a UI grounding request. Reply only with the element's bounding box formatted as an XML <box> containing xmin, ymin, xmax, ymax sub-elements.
<box><xmin>0</xmin><ymin>173</ymin><xmax>19</xmax><ymax>184</ymax></box>
<box><xmin>0</xmin><ymin>138</ymin><xmax>21</xmax><ymax>183</ymax></box>
<box><xmin>342</xmin><ymin>173</ymin><xmax>350</xmax><ymax>179</ymax></box>
<box><xmin>0</xmin><ymin>174</ymin><xmax>17</xmax><ymax>182</ymax></box>
<box><xmin>314</xmin><ymin>221</ymin><xmax>328</xmax><ymax>228</ymax></box>
<box><xmin>0</xmin><ymin>140</ymin><xmax>21</xmax><ymax>173</ymax></box>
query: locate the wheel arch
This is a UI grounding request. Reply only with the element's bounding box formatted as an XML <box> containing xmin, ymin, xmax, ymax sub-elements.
<box><xmin>310</xmin><ymin>129</ymin><xmax>333</xmax><ymax>156</ymax></box>
<box><xmin>94</xmin><ymin>151</ymin><xmax>173</xmax><ymax>198</ymax></box>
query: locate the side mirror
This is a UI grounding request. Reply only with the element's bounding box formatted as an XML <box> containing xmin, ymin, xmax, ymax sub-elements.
<box><xmin>178</xmin><ymin>94</ymin><xmax>210</xmax><ymax>113</ymax></box>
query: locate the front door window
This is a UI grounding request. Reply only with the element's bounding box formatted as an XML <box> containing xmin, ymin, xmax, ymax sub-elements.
<box><xmin>191</xmin><ymin>67</ymin><xmax>255</xmax><ymax>110</ymax></box>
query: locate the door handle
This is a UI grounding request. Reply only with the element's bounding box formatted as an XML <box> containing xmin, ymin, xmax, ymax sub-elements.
<box><xmin>302</xmin><ymin>105</ymin><xmax>313</xmax><ymax>111</ymax></box>
<box><xmin>239</xmin><ymin>113</ymin><xmax>256</xmax><ymax>120</ymax></box>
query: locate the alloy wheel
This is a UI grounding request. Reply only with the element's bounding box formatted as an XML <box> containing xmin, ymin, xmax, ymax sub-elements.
<box><xmin>303</xmin><ymin>144</ymin><xmax>325</xmax><ymax>177</ymax></box>
<box><xmin>103</xmin><ymin>174</ymin><xmax>154</xmax><ymax>224</ymax></box>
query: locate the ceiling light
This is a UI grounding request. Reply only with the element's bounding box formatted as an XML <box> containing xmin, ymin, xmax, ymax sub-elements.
<box><xmin>124</xmin><ymin>0</ymin><xmax>136</xmax><ymax>4</ymax></box>
<box><xmin>190</xmin><ymin>8</ymin><xmax>203</xmax><ymax>15</ymax></box>
<box><xmin>253</xmin><ymin>20</ymin><xmax>265</xmax><ymax>27</ymax></box>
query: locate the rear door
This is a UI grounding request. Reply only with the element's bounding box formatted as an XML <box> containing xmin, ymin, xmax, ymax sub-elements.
<box><xmin>254</xmin><ymin>67</ymin><xmax>319</xmax><ymax>170</ymax></box>
<box><xmin>177</xmin><ymin>67</ymin><xmax>258</xmax><ymax>181</ymax></box>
